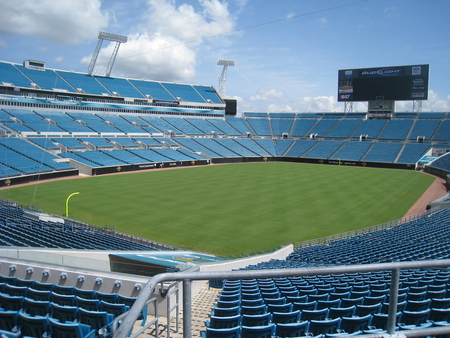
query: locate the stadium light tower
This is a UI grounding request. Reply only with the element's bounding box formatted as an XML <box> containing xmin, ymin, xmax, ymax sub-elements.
<box><xmin>88</xmin><ymin>31</ymin><xmax>128</xmax><ymax>77</ymax></box>
<box><xmin>217</xmin><ymin>59</ymin><xmax>235</xmax><ymax>98</ymax></box>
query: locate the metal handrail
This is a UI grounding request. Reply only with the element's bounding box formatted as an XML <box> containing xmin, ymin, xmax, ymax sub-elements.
<box><xmin>114</xmin><ymin>258</ymin><xmax>450</xmax><ymax>338</ymax></box>
<box><xmin>111</xmin><ymin>296</ymin><xmax>159</xmax><ymax>338</ymax></box>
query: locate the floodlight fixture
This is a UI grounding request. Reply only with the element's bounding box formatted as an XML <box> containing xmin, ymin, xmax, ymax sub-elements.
<box><xmin>217</xmin><ymin>59</ymin><xmax>236</xmax><ymax>99</ymax></box>
<box><xmin>98</xmin><ymin>31</ymin><xmax>128</xmax><ymax>44</ymax></box>
<box><xmin>217</xmin><ymin>59</ymin><xmax>236</xmax><ymax>67</ymax></box>
<box><xmin>88</xmin><ymin>31</ymin><xmax>128</xmax><ymax>77</ymax></box>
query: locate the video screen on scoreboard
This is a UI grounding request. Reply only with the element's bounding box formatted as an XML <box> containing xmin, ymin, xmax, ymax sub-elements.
<box><xmin>338</xmin><ymin>64</ymin><xmax>429</xmax><ymax>102</ymax></box>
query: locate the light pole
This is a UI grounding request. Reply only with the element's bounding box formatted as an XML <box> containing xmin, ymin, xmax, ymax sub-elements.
<box><xmin>65</xmin><ymin>192</ymin><xmax>80</xmax><ymax>217</ymax></box>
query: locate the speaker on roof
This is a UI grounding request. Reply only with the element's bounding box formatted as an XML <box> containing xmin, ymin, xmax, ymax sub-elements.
<box><xmin>224</xmin><ymin>99</ymin><xmax>237</xmax><ymax>116</ymax></box>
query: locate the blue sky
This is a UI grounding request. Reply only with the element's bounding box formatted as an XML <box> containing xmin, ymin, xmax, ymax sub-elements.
<box><xmin>1</xmin><ymin>0</ymin><xmax>449</xmax><ymax>114</ymax></box>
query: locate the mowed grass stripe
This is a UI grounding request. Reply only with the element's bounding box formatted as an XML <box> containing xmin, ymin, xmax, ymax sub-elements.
<box><xmin>0</xmin><ymin>162</ymin><xmax>435</xmax><ymax>256</ymax></box>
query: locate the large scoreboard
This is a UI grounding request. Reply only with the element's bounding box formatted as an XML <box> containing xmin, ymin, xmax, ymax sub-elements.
<box><xmin>338</xmin><ymin>64</ymin><xmax>429</xmax><ymax>102</ymax></box>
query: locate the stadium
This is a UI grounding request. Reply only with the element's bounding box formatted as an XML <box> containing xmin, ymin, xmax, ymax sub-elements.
<box><xmin>0</xmin><ymin>54</ymin><xmax>450</xmax><ymax>338</ymax></box>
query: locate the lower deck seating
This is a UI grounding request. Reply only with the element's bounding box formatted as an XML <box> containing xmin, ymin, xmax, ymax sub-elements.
<box><xmin>0</xmin><ymin>276</ymin><xmax>139</xmax><ymax>338</ymax></box>
<box><xmin>0</xmin><ymin>200</ymin><xmax>162</xmax><ymax>251</ymax></box>
<box><xmin>206</xmin><ymin>208</ymin><xmax>450</xmax><ymax>336</ymax></box>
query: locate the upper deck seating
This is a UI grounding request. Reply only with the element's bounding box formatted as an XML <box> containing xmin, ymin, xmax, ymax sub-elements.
<box><xmin>291</xmin><ymin>119</ymin><xmax>317</xmax><ymax>137</ymax></box>
<box><xmin>246</xmin><ymin>118</ymin><xmax>272</xmax><ymax>136</ymax></box>
<box><xmin>434</xmin><ymin>120</ymin><xmax>450</xmax><ymax>141</ymax></box>
<box><xmin>15</xmin><ymin>65</ymin><xmax>74</xmax><ymax>92</ymax></box>
<box><xmin>418</xmin><ymin>112</ymin><xmax>447</xmax><ymax>119</ymax></box>
<box><xmin>379</xmin><ymin>120</ymin><xmax>414</xmax><ymax>140</ymax></box>
<box><xmin>309</xmin><ymin>119</ymin><xmax>339</xmax><ymax>137</ymax></box>
<box><xmin>325</xmin><ymin>119</ymin><xmax>362</xmax><ymax>138</ymax></box>
<box><xmin>128</xmin><ymin>79</ymin><xmax>175</xmax><ymax>101</ymax></box>
<box><xmin>0</xmin><ymin>62</ymin><xmax>35</xmax><ymax>88</ymax></box>
<box><xmin>408</xmin><ymin>120</ymin><xmax>441</xmax><ymax>140</ymax></box>
<box><xmin>56</xmin><ymin>71</ymin><xmax>110</xmax><ymax>96</ymax></box>
<box><xmin>94</xmin><ymin>76</ymin><xmax>144</xmax><ymax>98</ymax></box>
<box><xmin>192</xmin><ymin>85</ymin><xmax>222</xmax><ymax>104</ymax></box>
<box><xmin>207</xmin><ymin>119</ymin><xmax>241</xmax><ymax>136</ymax></box>
<box><xmin>271</xmin><ymin>118</ymin><xmax>294</xmax><ymax>137</ymax></box>
<box><xmin>225</xmin><ymin>118</ymin><xmax>253</xmax><ymax>135</ymax></box>
<box><xmin>352</xmin><ymin>120</ymin><xmax>387</xmax><ymax>139</ymax></box>
<box><xmin>161</xmin><ymin>83</ymin><xmax>206</xmax><ymax>103</ymax></box>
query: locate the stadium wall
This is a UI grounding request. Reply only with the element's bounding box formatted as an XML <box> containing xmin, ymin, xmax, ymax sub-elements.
<box><xmin>0</xmin><ymin>169</ymin><xmax>78</xmax><ymax>187</ymax></box>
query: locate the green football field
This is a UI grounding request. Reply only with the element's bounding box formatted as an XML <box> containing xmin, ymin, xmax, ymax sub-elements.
<box><xmin>0</xmin><ymin>162</ymin><xmax>435</xmax><ymax>256</ymax></box>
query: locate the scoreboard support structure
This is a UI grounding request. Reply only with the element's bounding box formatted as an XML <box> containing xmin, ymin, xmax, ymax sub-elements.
<box><xmin>413</xmin><ymin>100</ymin><xmax>423</xmax><ymax>112</ymax></box>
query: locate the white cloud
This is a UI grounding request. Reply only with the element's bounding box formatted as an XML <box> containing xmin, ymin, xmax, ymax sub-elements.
<box><xmin>145</xmin><ymin>0</ymin><xmax>234</xmax><ymax>44</ymax></box>
<box><xmin>297</xmin><ymin>95</ymin><xmax>341</xmax><ymax>112</ymax></box>
<box><xmin>423</xmin><ymin>90</ymin><xmax>450</xmax><ymax>111</ymax></box>
<box><xmin>0</xmin><ymin>0</ymin><xmax>109</xmax><ymax>45</ymax></box>
<box><xmin>250</xmin><ymin>88</ymin><xmax>285</xmax><ymax>101</ymax></box>
<box><xmin>83</xmin><ymin>32</ymin><xmax>197</xmax><ymax>81</ymax></box>
<box><xmin>286</xmin><ymin>12</ymin><xmax>296</xmax><ymax>20</ymax></box>
<box><xmin>83</xmin><ymin>0</ymin><xmax>236</xmax><ymax>82</ymax></box>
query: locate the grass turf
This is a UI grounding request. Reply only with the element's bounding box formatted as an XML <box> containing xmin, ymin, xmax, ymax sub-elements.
<box><xmin>0</xmin><ymin>162</ymin><xmax>435</xmax><ymax>256</ymax></box>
